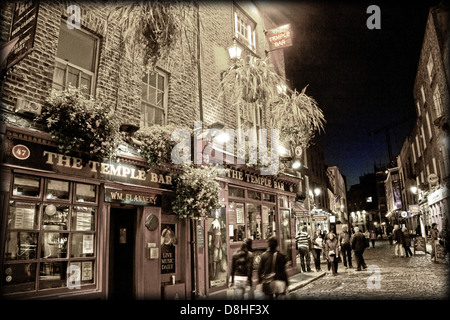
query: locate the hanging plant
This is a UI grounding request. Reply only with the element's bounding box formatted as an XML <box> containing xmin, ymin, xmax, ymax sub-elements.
<box><xmin>270</xmin><ymin>87</ymin><xmax>326</xmax><ymax>150</ymax></box>
<box><xmin>172</xmin><ymin>165</ymin><xmax>224</xmax><ymax>220</ymax></box>
<box><xmin>35</xmin><ymin>86</ymin><xmax>119</xmax><ymax>160</ymax></box>
<box><xmin>219</xmin><ymin>55</ymin><xmax>284</xmax><ymax>105</ymax></box>
<box><xmin>131</xmin><ymin>124</ymin><xmax>192</xmax><ymax>168</ymax></box>
<box><xmin>107</xmin><ymin>0</ymin><xmax>197</xmax><ymax>69</ymax></box>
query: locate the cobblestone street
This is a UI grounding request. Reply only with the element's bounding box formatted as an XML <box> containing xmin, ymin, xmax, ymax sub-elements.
<box><xmin>289</xmin><ymin>239</ymin><xmax>449</xmax><ymax>300</ymax></box>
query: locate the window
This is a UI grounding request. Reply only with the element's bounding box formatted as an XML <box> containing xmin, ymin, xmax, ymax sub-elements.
<box><xmin>421</xmin><ymin>85</ymin><xmax>426</xmax><ymax>104</ymax></box>
<box><xmin>52</xmin><ymin>21</ymin><xmax>98</xmax><ymax>95</ymax></box>
<box><xmin>141</xmin><ymin>69</ymin><xmax>168</xmax><ymax>127</ymax></box>
<box><xmin>427</xmin><ymin>53</ymin><xmax>434</xmax><ymax>83</ymax></box>
<box><xmin>228</xmin><ymin>187</ymin><xmax>276</xmax><ymax>242</ymax></box>
<box><xmin>416</xmin><ymin>101</ymin><xmax>421</xmax><ymax>117</ymax></box>
<box><xmin>416</xmin><ymin>135</ymin><xmax>421</xmax><ymax>157</ymax></box>
<box><xmin>433</xmin><ymin>85</ymin><xmax>443</xmax><ymax>117</ymax></box>
<box><xmin>234</xmin><ymin>5</ymin><xmax>256</xmax><ymax>52</ymax></box>
<box><xmin>426</xmin><ymin>112</ymin><xmax>433</xmax><ymax>140</ymax></box>
<box><xmin>2</xmin><ymin>174</ymin><xmax>97</xmax><ymax>295</ymax></box>
<box><xmin>421</xmin><ymin>125</ymin><xmax>426</xmax><ymax>150</ymax></box>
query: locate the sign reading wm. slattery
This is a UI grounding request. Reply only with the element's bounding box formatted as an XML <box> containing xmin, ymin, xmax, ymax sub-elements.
<box><xmin>7</xmin><ymin>0</ymin><xmax>39</xmax><ymax>70</ymax></box>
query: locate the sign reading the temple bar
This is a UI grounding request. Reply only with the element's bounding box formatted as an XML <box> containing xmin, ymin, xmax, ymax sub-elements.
<box><xmin>266</xmin><ymin>24</ymin><xmax>292</xmax><ymax>51</ymax></box>
<box><xmin>105</xmin><ymin>188</ymin><xmax>161</xmax><ymax>206</ymax></box>
<box><xmin>7</xmin><ymin>0</ymin><xmax>40</xmax><ymax>70</ymax></box>
<box><xmin>223</xmin><ymin>167</ymin><xmax>295</xmax><ymax>193</ymax></box>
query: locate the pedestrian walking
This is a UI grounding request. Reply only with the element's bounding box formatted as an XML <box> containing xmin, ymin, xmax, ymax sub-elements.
<box><xmin>324</xmin><ymin>231</ymin><xmax>340</xmax><ymax>276</ymax></box>
<box><xmin>364</xmin><ymin>230</ymin><xmax>370</xmax><ymax>249</ymax></box>
<box><xmin>338</xmin><ymin>225</ymin><xmax>353</xmax><ymax>269</ymax></box>
<box><xmin>387</xmin><ymin>225</ymin><xmax>394</xmax><ymax>245</ymax></box>
<box><xmin>402</xmin><ymin>227</ymin><xmax>413</xmax><ymax>257</ymax></box>
<box><xmin>370</xmin><ymin>229</ymin><xmax>377</xmax><ymax>248</ymax></box>
<box><xmin>258</xmin><ymin>236</ymin><xmax>288</xmax><ymax>300</ymax></box>
<box><xmin>311</xmin><ymin>229</ymin><xmax>323</xmax><ymax>272</ymax></box>
<box><xmin>295</xmin><ymin>227</ymin><xmax>312</xmax><ymax>272</ymax></box>
<box><xmin>350</xmin><ymin>227</ymin><xmax>367</xmax><ymax>271</ymax></box>
<box><xmin>430</xmin><ymin>223</ymin><xmax>440</xmax><ymax>262</ymax></box>
<box><xmin>230</xmin><ymin>238</ymin><xmax>254</xmax><ymax>299</ymax></box>
<box><xmin>393</xmin><ymin>224</ymin><xmax>405</xmax><ymax>257</ymax></box>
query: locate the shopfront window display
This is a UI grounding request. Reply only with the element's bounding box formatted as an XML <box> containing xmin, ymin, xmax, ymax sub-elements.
<box><xmin>208</xmin><ymin>207</ymin><xmax>227</xmax><ymax>288</ymax></box>
<box><xmin>2</xmin><ymin>174</ymin><xmax>97</xmax><ymax>295</ymax></box>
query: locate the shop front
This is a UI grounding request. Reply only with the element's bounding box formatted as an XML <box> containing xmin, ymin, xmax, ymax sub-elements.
<box><xmin>198</xmin><ymin>165</ymin><xmax>300</xmax><ymax>297</ymax></box>
<box><xmin>0</xmin><ymin>125</ymin><xmax>189</xmax><ymax>299</ymax></box>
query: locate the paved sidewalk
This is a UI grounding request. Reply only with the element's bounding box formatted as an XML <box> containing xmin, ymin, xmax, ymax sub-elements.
<box><xmin>206</xmin><ymin>268</ymin><xmax>326</xmax><ymax>300</ymax></box>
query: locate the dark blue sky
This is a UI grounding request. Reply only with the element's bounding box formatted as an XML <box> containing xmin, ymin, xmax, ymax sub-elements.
<box><xmin>267</xmin><ymin>1</ymin><xmax>435</xmax><ymax>188</ymax></box>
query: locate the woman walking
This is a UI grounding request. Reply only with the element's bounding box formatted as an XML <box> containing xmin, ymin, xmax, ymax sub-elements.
<box><xmin>324</xmin><ymin>231</ymin><xmax>340</xmax><ymax>276</ymax></box>
<box><xmin>312</xmin><ymin>229</ymin><xmax>323</xmax><ymax>272</ymax></box>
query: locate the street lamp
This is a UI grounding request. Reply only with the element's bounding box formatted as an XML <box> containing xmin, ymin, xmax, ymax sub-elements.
<box><xmin>227</xmin><ymin>39</ymin><xmax>242</xmax><ymax>61</ymax></box>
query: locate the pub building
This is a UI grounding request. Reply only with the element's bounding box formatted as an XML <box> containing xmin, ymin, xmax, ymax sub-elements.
<box><xmin>0</xmin><ymin>124</ymin><xmax>301</xmax><ymax>299</ymax></box>
<box><xmin>0</xmin><ymin>1</ymin><xmax>302</xmax><ymax>299</ymax></box>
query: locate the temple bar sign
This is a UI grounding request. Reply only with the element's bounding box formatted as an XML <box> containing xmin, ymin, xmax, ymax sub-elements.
<box><xmin>266</xmin><ymin>24</ymin><xmax>293</xmax><ymax>51</ymax></box>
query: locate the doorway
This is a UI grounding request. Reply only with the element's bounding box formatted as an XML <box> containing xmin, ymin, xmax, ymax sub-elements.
<box><xmin>109</xmin><ymin>207</ymin><xmax>136</xmax><ymax>299</ymax></box>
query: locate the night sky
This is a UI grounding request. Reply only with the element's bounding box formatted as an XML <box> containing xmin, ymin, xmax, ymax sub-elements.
<box><xmin>265</xmin><ymin>1</ymin><xmax>437</xmax><ymax>188</ymax></box>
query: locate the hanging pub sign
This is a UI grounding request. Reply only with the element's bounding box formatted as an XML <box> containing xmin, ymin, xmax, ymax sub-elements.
<box><xmin>6</xmin><ymin>0</ymin><xmax>40</xmax><ymax>70</ymax></box>
<box><xmin>266</xmin><ymin>24</ymin><xmax>292</xmax><ymax>51</ymax></box>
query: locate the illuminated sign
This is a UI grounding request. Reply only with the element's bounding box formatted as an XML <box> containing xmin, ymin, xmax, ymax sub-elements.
<box><xmin>266</xmin><ymin>24</ymin><xmax>293</xmax><ymax>51</ymax></box>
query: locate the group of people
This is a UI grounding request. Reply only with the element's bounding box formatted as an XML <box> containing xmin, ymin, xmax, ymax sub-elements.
<box><xmin>229</xmin><ymin>236</ymin><xmax>289</xmax><ymax>300</ymax></box>
<box><xmin>296</xmin><ymin>225</ymin><xmax>371</xmax><ymax>276</ymax></box>
<box><xmin>229</xmin><ymin>222</ymin><xmax>448</xmax><ymax>300</ymax></box>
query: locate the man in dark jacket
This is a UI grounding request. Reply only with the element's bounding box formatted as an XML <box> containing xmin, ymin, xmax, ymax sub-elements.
<box><xmin>350</xmin><ymin>227</ymin><xmax>367</xmax><ymax>271</ymax></box>
<box><xmin>230</xmin><ymin>238</ymin><xmax>254</xmax><ymax>299</ymax></box>
<box><xmin>393</xmin><ymin>224</ymin><xmax>405</xmax><ymax>257</ymax></box>
<box><xmin>258</xmin><ymin>236</ymin><xmax>288</xmax><ymax>299</ymax></box>
<box><xmin>338</xmin><ymin>225</ymin><xmax>353</xmax><ymax>269</ymax></box>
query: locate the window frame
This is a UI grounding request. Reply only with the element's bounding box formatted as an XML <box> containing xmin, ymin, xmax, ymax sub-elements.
<box><xmin>233</xmin><ymin>3</ymin><xmax>257</xmax><ymax>53</ymax></box>
<box><xmin>3</xmin><ymin>173</ymin><xmax>98</xmax><ymax>296</ymax></box>
<box><xmin>228</xmin><ymin>185</ymin><xmax>277</xmax><ymax>245</ymax></box>
<box><xmin>52</xmin><ymin>21</ymin><xmax>99</xmax><ymax>95</ymax></box>
<box><xmin>140</xmin><ymin>68</ymin><xmax>169</xmax><ymax>128</ymax></box>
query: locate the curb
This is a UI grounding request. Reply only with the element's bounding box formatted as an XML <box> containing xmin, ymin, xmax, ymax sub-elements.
<box><xmin>287</xmin><ymin>272</ymin><xmax>326</xmax><ymax>293</ymax></box>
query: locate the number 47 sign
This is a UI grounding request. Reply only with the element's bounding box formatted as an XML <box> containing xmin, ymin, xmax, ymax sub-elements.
<box><xmin>12</xmin><ymin>144</ymin><xmax>31</xmax><ymax>160</ymax></box>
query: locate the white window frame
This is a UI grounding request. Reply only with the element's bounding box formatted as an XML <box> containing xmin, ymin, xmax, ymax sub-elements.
<box><xmin>421</xmin><ymin>125</ymin><xmax>426</xmax><ymax>150</ymax></box>
<box><xmin>234</xmin><ymin>4</ymin><xmax>256</xmax><ymax>52</ymax></box>
<box><xmin>416</xmin><ymin>101</ymin><xmax>421</xmax><ymax>117</ymax></box>
<box><xmin>426</xmin><ymin>112</ymin><xmax>433</xmax><ymax>140</ymax></box>
<box><xmin>433</xmin><ymin>85</ymin><xmax>443</xmax><ymax>117</ymax></box>
<box><xmin>427</xmin><ymin>52</ymin><xmax>434</xmax><ymax>83</ymax></box>
<box><xmin>52</xmin><ymin>22</ymin><xmax>99</xmax><ymax>95</ymax></box>
<box><xmin>421</xmin><ymin>85</ymin><xmax>426</xmax><ymax>104</ymax></box>
<box><xmin>416</xmin><ymin>135</ymin><xmax>421</xmax><ymax>158</ymax></box>
<box><xmin>140</xmin><ymin>69</ymin><xmax>169</xmax><ymax>128</ymax></box>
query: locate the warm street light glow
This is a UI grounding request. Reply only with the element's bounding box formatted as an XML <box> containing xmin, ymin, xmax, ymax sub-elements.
<box><xmin>410</xmin><ymin>186</ymin><xmax>418</xmax><ymax>194</ymax></box>
<box><xmin>314</xmin><ymin>188</ymin><xmax>321</xmax><ymax>196</ymax></box>
<box><xmin>291</xmin><ymin>160</ymin><xmax>301</xmax><ymax>170</ymax></box>
<box><xmin>227</xmin><ymin>39</ymin><xmax>242</xmax><ymax>61</ymax></box>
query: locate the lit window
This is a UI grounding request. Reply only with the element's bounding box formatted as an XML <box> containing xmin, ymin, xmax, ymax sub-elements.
<box><xmin>53</xmin><ymin>21</ymin><xmax>98</xmax><ymax>95</ymax></box>
<box><xmin>234</xmin><ymin>5</ymin><xmax>256</xmax><ymax>52</ymax></box>
<box><xmin>427</xmin><ymin>53</ymin><xmax>434</xmax><ymax>83</ymax></box>
<box><xmin>433</xmin><ymin>85</ymin><xmax>443</xmax><ymax>117</ymax></box>
<box><xmin>141</xmin><ymin>69</ymin><xmax>168</xmax><ymax>127</ymax></box>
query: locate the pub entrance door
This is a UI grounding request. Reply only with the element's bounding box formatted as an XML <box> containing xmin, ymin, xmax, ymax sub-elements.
<box><xmin>109</xmin><ymin>207</ymin><xmax>137</xmax><ymax>299</ymax></box>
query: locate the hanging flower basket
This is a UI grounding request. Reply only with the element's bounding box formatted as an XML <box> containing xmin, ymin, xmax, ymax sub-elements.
<box><xmin>219</xmin><ymin>55</ymin><xmax>283</xmax><ymax>105</ymax></box>
<box><xmin>172</xmin><ymin>165</ymin><xmax>223</xmax><ymax>220</ymax></box>
<box><xmin>270</xmin><ymin>87</ymin><xmax>326</xmax><ymax>149</ymax></box>
<box><xmin>35</xmin><ymin>86</ymin><xmax>119</xmax><ymax>160</ymax></box>
<box><xmin>108</xmin><ymin>1</ymin><xmax>196</xmax><ymax>69</ymax></box>
<box><xmin>131</xmin><ymin>124</ymin><xmax>191</xmax><ymax>168</ymax></box>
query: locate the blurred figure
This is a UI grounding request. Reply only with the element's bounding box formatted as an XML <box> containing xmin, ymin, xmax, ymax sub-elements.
<box><xmin>402</xmin><ymin>227</ymin><xmax>413</xmax><ymax>257</ymax></box>
<box><xmin>351</xmin><ymin>227</ymin><xmax>367</xmax><ymax>271</ymax></box>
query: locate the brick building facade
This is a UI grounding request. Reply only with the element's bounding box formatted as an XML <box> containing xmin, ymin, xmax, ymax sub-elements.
<box><xmin>0</xmin><ymin>1</ymin><xmax>302</xmax><ymax>300</ymax></box>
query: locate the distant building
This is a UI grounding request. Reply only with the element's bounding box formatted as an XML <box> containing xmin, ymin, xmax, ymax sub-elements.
<box><xmin>396</xmin><ymin>2</ymin><xmax>449</xmax><ymax>233</ymax></box>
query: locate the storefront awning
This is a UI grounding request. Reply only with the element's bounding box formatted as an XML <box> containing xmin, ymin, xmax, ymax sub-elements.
<box><xmin>292</xmin><ymin>201</ymin><xmax>307</xmax><ymax>213</ymax></box>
